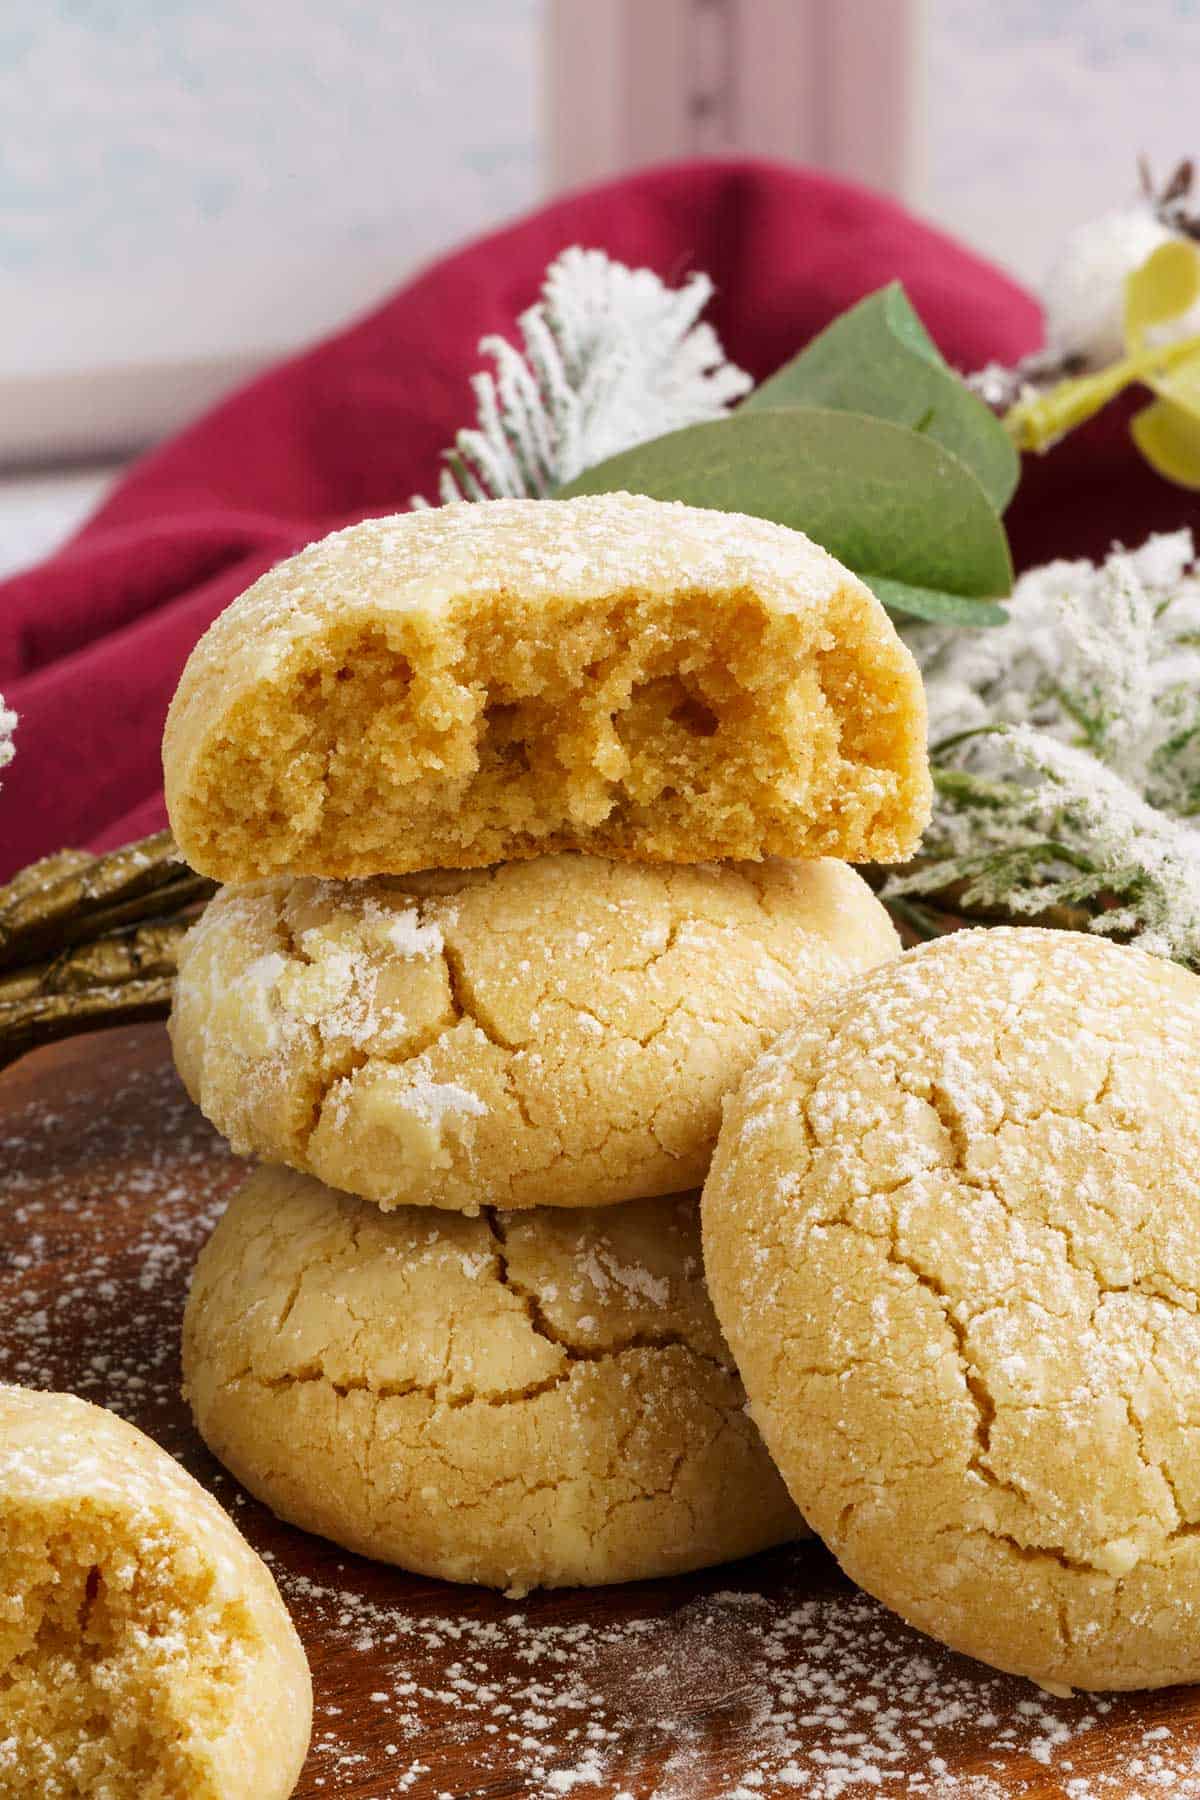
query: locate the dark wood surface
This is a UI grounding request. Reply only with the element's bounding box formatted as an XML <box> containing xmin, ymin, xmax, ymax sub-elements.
<box><xmin>3</xmin><ymin>1025</ymin><xmax>1200</xmax><ymax>1799</ymax></box>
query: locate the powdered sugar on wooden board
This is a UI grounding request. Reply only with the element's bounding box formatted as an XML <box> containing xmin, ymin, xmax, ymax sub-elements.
<box><xmin>277</xmin><ymin>1568</ymin><xmax>1200</xmax><ymax>1799</ymax></box>
<box><xmin>0</xmin><ymin>1049</ymin><xmax>239</xmax><ymax>1435</ymax></box>
<box><xmin>4</xmin><ymin>1024</ymin><xmax>1200</xmax><ymax>1798</ymax></box>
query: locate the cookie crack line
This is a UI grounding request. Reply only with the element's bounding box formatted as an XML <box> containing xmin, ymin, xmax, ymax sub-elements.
<box><xmin>223</xmin><ymin>1331</ymin><xmax>730</xmax><ymax>1412</ymax></box>
<box><xmin>925</xmin><ymin>1077</ymin><xmax>974</xmax><ymax>1173</ymax></box>
<box><xmin>296</xmin><ymin>1003</ymin><xmax>459</xmax><ymax>1163</ymax></box>
<box><xmin>793</xmin><ymin>1061</ymin><xmax>1197</xmax><ymax>1311</ymax></box>
<box><xmin>911</xmin><ymin>1513</ymin><xmax>1140</xmax><ymax>1583</ymax></box>
<box><xmin>585</xmin><ymin>1447</ymin><xmax>693</xmax><ymax>1548</ymax></box>
<box><xmin>268</xmin><ymin>890</ymin><xmax>466</xmax><ymax>1160</ymax></box>
<box><xmin>970</xmin><ymin>1522</ymin><xmax>1144</xmax><ymax>1580</ymax></box>
<box><xmin>440</xmin><ymin>936</ymin><xmax>518</xmax><ymax>1053</ymax></box>
<box><xmin>272</xmin><ymin>901</ymin><xmax>362</xmax><ymax>1164</ymax></box>
<box><xmin>273</xmin><ymin>1266</ymin><xmax>306</xmax><ymax>1337</ymax></box>
<box><xmin>829</xmin><ymin>1045</ymin><xmax>1200</xmax><ymax>1318</ymax></box>
<box><xmin>817</xmin><ymin>1205</ymin><xmax>1200</xmax><ymax>1580</ymax></box>
<box><xmin>804</xmin><ymin>1031</ymin><xmax>1200</xmax><ymax>1577</ymax></box>
<box><xmin>881</xmin><ymin>1087</ymin><xmax>1198</xmax><ymax>1534</ymax></box>
<box><xmin>633</xmin><ymin>914</ymin><xmax>682</xmax><ymax>984</ymax></box>
<box><xmin>879</xmin><ymin>1228</ymin><xmax>1019</xmax><ymax>1508</ymax></box>
<box><xmin>784</xmin><ymin>1074</ymin><xmax>1023</xmax><ymax>1510</ymax></box>
<box><xmin>481</xmin><ymin>1206</ymin><xmax>731</xmax><ymax>1374</ymax></box>
<box><xmin>293</xmin><ymin>907</ymin><xmax>542</xmax><ymax>1156</ymax></box>
<box><xmin>1121</xmin><ymin>1389</ymin><xmax>1200</xmax><ymax>1546</ymax></box>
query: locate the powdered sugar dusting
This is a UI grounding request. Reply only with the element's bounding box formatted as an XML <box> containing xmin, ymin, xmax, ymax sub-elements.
<box><xmin>576</xmin><ymin>1242</ymin><xmax>671</xmax><ymax>1308</ymax></box>
<box><xmin>380</xmin><ymin>907</ymin><xmax>446</xmax><ymax>958</ymax></box>
<box><xmin>279</xmin><ymin>1558</ymin><xmax>1200</xmax><ymax>1799</ymax></box>
<box><xmin>0</xmin><ymin>1043</ymin><xmax>239</xmax><ymax>1439</ymax></box>
<box><xmin>395</xmin><ymin>1079</ymin><xmax>488</xmax><ymax>1129</ymax></box>
<box><xmin>6</xmin><ymin>1025</ymin><xmax>1200</xmax><ymax>1797</ymax></box>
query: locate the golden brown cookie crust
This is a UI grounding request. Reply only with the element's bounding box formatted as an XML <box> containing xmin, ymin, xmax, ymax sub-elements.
<box><xmin>183</xmin><ymin>1166</ymin><xmax>803</xmax><ymax>1593</ymax></box>
<box><xmin>162</xmin><ymin>494</ymin><xmax>930</xmax><ymax>883</ymax></box>
<box><xmin>170</xmin><ymin>854</ymin><xmax>898</xmax><ymax>1213</ymax></box>
<box><xmin>0</xmin><ymin>1385</ymin><xmax>311</xmax><ymax>1800</ymax></box>
<box><xmin>702</xmin><ymin>927</ymin><xmax>1200</xmax><ymax>1692</ymax></box>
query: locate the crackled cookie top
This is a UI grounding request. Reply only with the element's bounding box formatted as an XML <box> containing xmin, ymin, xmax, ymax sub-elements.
<box><xmin>169</xmin><ymin>853</ymin><xmax>898</xmax><ymax>1213</ymax></box>
<box><xmin>183</xmin><ymin>1166</ymin><xmax>802</xmax><ymax>1593</ymax></box>
<box><xmin>702</xmin><ymin>927</ymin><xmax>1200</xmax><ymax>1692</ymax></box>
<box><xmin>0</xmin><ymin>1385</ymin><xmax>311</xmax><ymax>1800</ymax></box>
<box><xmin>162</xmin><ymin>494</ymin><xmax>930</xmax><ymax>882</ymax></box>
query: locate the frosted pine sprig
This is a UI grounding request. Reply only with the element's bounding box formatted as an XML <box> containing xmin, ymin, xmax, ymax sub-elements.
<box><xmin>417</xmin><ymin>246</ymin><xmax>752</xmax><ymax>505</ymax></box>
<box><xmin>893</xmin><ymin>533</ymin><xmax>1200</xmax><ymax>964</ymax></box>
<box><xmin>901</xmin><ymin>733</ymin><xmax>1200</xmax><ymax>962</ymax></box>
<box><xmin>0</xmin><ymin>695</ymin><xmax>14</xmax><ymax>787</ymax></box>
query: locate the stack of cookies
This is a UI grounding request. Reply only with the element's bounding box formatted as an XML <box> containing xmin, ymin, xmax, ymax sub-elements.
<box><xmin>166</xmin><ymin>492</ymin><xmax>930</xmax><ymax>1594</ymax></box>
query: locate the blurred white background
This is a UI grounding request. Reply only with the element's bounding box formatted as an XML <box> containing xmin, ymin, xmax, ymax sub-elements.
<box><xmin>0</xmin><ymin>0</ymin><xmax>1195</xmax><ymax>567</ymax></box>
<box><xmin>0</xmin><ymin>0</ymin><xmax>542</xmax><ymax>462</ymax></box>
<box><xmin>925</xmin><ymin>0</ymin><xmax>1200</xmax><ymax>284</ymax></box>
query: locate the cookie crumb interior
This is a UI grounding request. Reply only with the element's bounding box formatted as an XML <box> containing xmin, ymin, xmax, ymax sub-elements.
<box><xmin>178</xmin><ymin>580</ymin><xmax>925</xmax><ymax>881</ymax></box>
<box><xmin>0</xmin><ymin>1497</ymin><xmax>251</xmax><ymax>1800</ymax></box>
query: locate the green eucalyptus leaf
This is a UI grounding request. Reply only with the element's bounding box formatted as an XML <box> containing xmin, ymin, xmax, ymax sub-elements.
<box><xmin>882</xmin><ymin>287</ymin><xmax>945</xmax><ymax>368</ymax></box>
<box><xmin>865</xmin><ymin>576</ymin><xmax>1008</xmax><ymax>626</ymax></box>
<box><xmin>558</xmin><ymin>406</ymin><xmax>1013</xmax><ymax>613</ymax></box>
<box><xmin>743</xmin><ymin>283</ymin><xmax>1020</xmax><ymax>514</ymax></box>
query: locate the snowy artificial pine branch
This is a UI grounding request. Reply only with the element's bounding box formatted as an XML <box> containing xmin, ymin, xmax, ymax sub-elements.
<box><xmin>892</xmin><ymin>533</ymin><xmax>1200</xmax><ymax>965</ymax></box>
<box><xmin>0</xmin><ymin>695</ymin><xmax>14</xmax><ymax>787</ymax></box>
<box><xmin>417</xmin><ymin>246</ymin><xmax>752</xmax><ymax>506</ymax></box>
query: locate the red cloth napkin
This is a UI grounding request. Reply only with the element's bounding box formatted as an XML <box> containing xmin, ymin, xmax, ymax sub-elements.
<box><xmin>1</xmin><ymin>157</ymin><xmax>1193</xmax><ymax>879</ymax></box>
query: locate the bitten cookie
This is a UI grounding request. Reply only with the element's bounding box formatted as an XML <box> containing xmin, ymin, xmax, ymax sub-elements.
<box><xmin>183</xmin><ymin>1166</ymin><xmax>803</xmax><ymax>1593</ymax></box>
<box><xmin>0</xmin><ymin>1386</ymin><xmax>311</xmax><ymax>1800</ymax></box>
<box><xmin>170</xmin><ymin>854</ymin><xmax>898</xmax><ymax>1213</ymax></box>
<box><xmin>163</xmin><ymin>493</ymin><xmax>930</xmax><ymax>883</ymax></box>
<box><xmin>702</xmin><ymin>928</ymin><xmax>1200</xmax><ymax>1692</ymax></box>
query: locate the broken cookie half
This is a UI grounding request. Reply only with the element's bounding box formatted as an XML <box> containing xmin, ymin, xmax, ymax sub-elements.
<box><xmin>163</xmin><ymin>493</ymin><xmax>931</xmax><ymax>883</ymax></box>
<box><xmin>0</xmin><ymin>1385</ymin><xmax>311</xmax><ymax>1800</ymax></box>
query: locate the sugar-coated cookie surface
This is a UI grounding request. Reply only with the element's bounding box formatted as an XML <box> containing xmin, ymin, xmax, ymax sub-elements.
<box><xmin>170</xmin><ymin>854</ymin><xmax>898</xmax><ymax>1213</ymax></box>
<box><xmin>162</xmin><ymin>494</ymin><xmax>930</xmax><ymax>882</ymax></box>
<box><xmin>702</xmin><ymin>928</ymin><xmax>1200</xmax><ymax>1692</ymax></box>
<box><xmin>184</xmin><ymin>1166</ymin><xmax>803</xmax><ymax>1593</ymax></box>
<box><xmin>0</xmin><ymin>1386</ymin><xmax>311</xmax><ymax>1800</ymax></box>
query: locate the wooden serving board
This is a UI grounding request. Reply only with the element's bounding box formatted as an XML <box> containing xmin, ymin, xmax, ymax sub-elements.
<box><xmin>3</xmin><ymin>1025</ymin><xmax>1200</xmax><ymax>1799</ymax></box>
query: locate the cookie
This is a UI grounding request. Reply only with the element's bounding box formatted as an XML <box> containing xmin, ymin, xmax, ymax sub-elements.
<box><xmin>170</xmin><ymin>854</ymin><xmax>898</xmax><ymax>1213</ymax></box>
<box><xmin>162</xmin><ymin>494</ymin><xmax>930</xmax><ymax>883</ymax></box>
<box><xmin>0</xmin><ymin>1385</ymin><xmax>311</xmax><ymax>1800</ymax></box>
<box><xmin>702</xmin><ymin>928</ymin><xmax>1200</xmax><ymax>1692</ymax></box>
<box><xmin>183</xmin><ymin>1166</ymin><xmax>803</xmax><ymax>1593</ymax></box>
